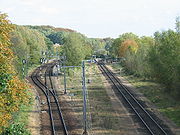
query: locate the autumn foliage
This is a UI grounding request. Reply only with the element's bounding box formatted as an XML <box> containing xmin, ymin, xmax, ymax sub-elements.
<box><xmin>119</xmin><ymin>39</ymin><xmax>138</xmax><ymax>57</ymax></box>
<box><xmin>0</xmin><ymin>13</ymin><xmax>30</xmax><ymax>133</ymax></box>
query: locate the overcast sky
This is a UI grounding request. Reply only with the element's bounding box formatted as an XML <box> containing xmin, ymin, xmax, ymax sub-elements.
<box><xmin>0</xmin><ymin>0</ymin><xmax>180</xmax><ymax>38</ymax></box>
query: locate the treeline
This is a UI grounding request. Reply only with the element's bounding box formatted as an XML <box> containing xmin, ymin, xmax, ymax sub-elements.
<box><xmin>9</xmin><ymin>25</ymin><xmax>81</xmax><ymax>76</ymax></box>
<box><xmin>9</xmin><ymin>24</ymin><xmax>114</xmax><ymax>75</ymax></box>
<box><xmin>23</xmin><ymin>25</ymin><xmax>111</xmax><ymax>66</ymax></box>
<box><xmin>6</xmin><ymin>20</ymin><xmax>113</xmax><ymax>77</ymax></box>
<box><xmin>63</xmin><ymin>34</ymin><xmax>113</xmax><ymax>66</ymax></box>
<box><xmin>10</xmin><ymin>25</ymin><xmax>74</xmax><ymax>77</ymax></box>
<box><xmin>109</xmin><ymin>18</ymin><xmax>180</xmax><ymax>97</ymax></box>
<box><xmin>10</xmin><ymin>25</ymin><xmax>50</xmax><ymax>77</ymax></box>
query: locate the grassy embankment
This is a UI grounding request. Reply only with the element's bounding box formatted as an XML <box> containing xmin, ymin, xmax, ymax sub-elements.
<box><xmin>111</xmin><ymin>63</ymin><xmax>180</xmax><ymax>126</ymax></box>
<box><xmin>2</xmin><ymin>102</ymin><xmax>32</xmax><ymax>135</ymax></box>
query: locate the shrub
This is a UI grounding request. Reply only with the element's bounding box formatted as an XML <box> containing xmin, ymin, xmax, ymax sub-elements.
<box><xmin>2</xmin><ymin>123</ymin><xmax>30</xmax><ymax>135</ymax></box>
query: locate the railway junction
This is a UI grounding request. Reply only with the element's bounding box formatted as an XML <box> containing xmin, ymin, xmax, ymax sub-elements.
<box><xmin>29</xmin><ymin>59</ymin><xmax>179</xmax><ymax>135</ymax></box>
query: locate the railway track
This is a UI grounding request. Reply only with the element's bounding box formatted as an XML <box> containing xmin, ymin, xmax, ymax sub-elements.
<box><xmin>97</xmin><ymin>62</ymin><xmax>169</xmax><ymax>135</ymax></box>
<box><xmin>31</xmin><ymin>62</ymin><xmax>68</xmax><ymax>135</ymax></box>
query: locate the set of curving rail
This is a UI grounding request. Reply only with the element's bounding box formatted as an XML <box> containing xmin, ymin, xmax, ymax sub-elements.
<box><xmin>31</xmin><ymin>62</ymin><xmax>68</xmax><ymax>135</ymax></box>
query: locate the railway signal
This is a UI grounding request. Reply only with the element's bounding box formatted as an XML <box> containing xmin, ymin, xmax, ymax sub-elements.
<box><xmin>22</xmin><ymin>59</ymin><xmax>27</xmax><ymax>78</ymax></box>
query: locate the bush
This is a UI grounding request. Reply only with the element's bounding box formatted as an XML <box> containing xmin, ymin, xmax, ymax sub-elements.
<box><xmin>2</xmin><ymin>123</ymin><xmax>30</xmax><ymax>135</ymax></box>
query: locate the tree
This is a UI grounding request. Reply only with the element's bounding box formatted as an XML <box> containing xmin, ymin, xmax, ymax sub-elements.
<box><xmin>149</xmin><ymin>30</ymin><xmax>180</xmax><ymax>96</ymax></box>
<box><xmin>63</xmin><ymin>33</ymin><xmax>86</xmax><ymax>66</ymax></box>
<box><xmin>10</xmin><ymin>25</ymin><xmax>48</xmax><ymax>74</ymax></box>
<box><xmin>109</xmin><ymin>38</ymin><xmax>121</xmax><ymax>57</ymax></box>
<box><xmin>47</xmin><ymin>32</ymin><xmax>65</xmax><ymax>44</ymax></box>
<box><xmin>104</xmin><ymin>38</ymin><xmax>114</xmax><ymax>55</ymax></box>
<box><xmin>86</xmin><ymin>38</ymin><xmax>105</xmax><ymax>54</ymax></box>
<box><xmin>45</xmin><ymin>37</ymin><xmax>53</xmax><ymax>50</ymax></box>
<box><xmin>109</xmin><ymin>33</ymin><xmax>140</xmax><ymax>58</ymax></box>
<box><xmin>119</xmin><ymin>39</ymin><xmax>138</xmax><ymax>57</ymax></box>
<box><xmin>0</xmin><ymin>13</ymin><xmax>30</xmax><ymax>133</ymax></box>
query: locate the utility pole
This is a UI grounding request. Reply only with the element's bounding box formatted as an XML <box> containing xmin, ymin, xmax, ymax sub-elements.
<box><xmin>82</xmin><ymin>61</ymin><xmax>88</xmax><ymax>135</ymax></box>
<box><xmin>63</xmin><ymin>67</ymin><xmax>67</xmax><ymax>94</ymax></box>
<box><xmin>60</xmin><ymin>60</ymin><xmax>88</xmax><ymax>134</ymax></box>
<box><xmin>40</xmin><ymin>58</ymin><xmax>43</xmax><ymax>70</ymax></box>
<box><xmin>63</xmin><ymin>55</ymin><xmax>67</xmax><ymax>94</ymax></box>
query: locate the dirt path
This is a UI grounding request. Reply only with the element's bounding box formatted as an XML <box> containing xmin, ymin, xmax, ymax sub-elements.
<box><xmin>26</xmin><ymin>78</ymin><xmax>41</xmax><ymax>135</ymax></box>
<box><xmin>100</xmin><ymin>73</ymin><xmax>140</xmax><ymax>135</ymax></box>
<box><xmin>86</xmin><ymin>64</ymin><xmax>141</xmax><ymax>135</ymax></box>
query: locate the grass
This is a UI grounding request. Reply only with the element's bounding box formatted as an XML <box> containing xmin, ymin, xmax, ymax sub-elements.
<box><xmin>59</xmin><ymin>63</ymin><xmax>124</xmax><ymax>134</ymax></box>
<box><xmin>2</xmin><ymin>104</ymin><xmax>32</xmax><ymax>135</ymax></box>
<box><xmin>111</xmin><ymin>63</ymin><xmax>180</xmax><ymax>126</ymax></box>
<box><xmin>86</xmin><ymin>64</ymin><xmax>123</xmax><ymax>134</ymax></box>
<box><xmin>13</xmin><ymin>105</ymin><xmax>31</xmax><ymax>124</ymax></box>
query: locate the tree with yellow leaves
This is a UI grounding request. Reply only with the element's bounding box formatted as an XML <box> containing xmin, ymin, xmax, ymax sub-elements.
<box><xmin>119</xmin><ymin>39</ymin><xmax>138</xmax><ymax>57</ymax></box>
<box><xmin>0</xmin><ymin>13</ymin><xmax>30</xmax><ymax>133</ymax></box>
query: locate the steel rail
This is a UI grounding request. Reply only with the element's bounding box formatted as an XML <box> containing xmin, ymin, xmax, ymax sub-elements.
<box><xmin>46</xmin><ymin>64</ymin><xmax>68</xmax><ymax>135</ymax></box>
<box><xmin>98</xmin><ymin>62</ymin><xmax>167</xmax><ymax>135</ymax></box>
<box><xmin>31</xmin><ymin>62</ymin><xmax>68</xmax><ymax>135</ymax></box>
<box><xmin>31</xmin><ymin>65</ymin><xmax>56</xmax><ymax>134</ymax></box>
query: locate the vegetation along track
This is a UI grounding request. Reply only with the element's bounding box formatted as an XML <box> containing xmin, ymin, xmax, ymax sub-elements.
<box><xmin>31</xmin><ymin>62</ymin><xmax>68</xmax><ymax>135</ymax></box>
<box><xmin>97</xmin><ymin>61</ymin><xmax>169</xmax><ymax>135</ymax></box>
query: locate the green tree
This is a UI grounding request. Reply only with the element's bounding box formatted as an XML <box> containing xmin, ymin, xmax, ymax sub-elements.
<box><xmin>63</xmin><ymin>33</ymin><xmax>86</xmax><ymax>66</ymax></box>
<box><xmin>87</xmin><ymin>38</ymin><xmax>106</xmax><ymax>54</ymax></box>
<box><xmin>109</xmin><ymin>38</ymin><xmax>121</xmax><ymax>57</ymax></box>
<box><xmin>25</xmin><ymin>25</ymin><xmax>54</xmax><ymax>36</ymax></box>
<box><xmin>44</xmin><ymin>37</ymin><xmax>53</xmax><ymax>51</ymax></box>
<box><xmin>10</xmin><ymin>25</ymin><xmax>48</xmax><ymax>77</ymax></box>
<box><xmin>104</xmin><ymin>38</ymin><xmax>114</xmax><ymax>54</ymax></box>
<box><xmin>149</xmin><ymin>30</ymin><xmax>180</xmax><ymax>96</ymax></box>
<box><xmin>124</xmin><ymin>36</ymin><xmax>154</xmax><ymax>77</ymax></box>
<box><xmin>47</xmin><ymin>32</ymin><xmax>65</xmax><ymax>44</ymax></box>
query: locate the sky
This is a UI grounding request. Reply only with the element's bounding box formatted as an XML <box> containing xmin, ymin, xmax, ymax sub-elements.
<box><xmin>0</xmin><ymin>0</ymin><xmax>180</xmax><ymax>38</ymax></box>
